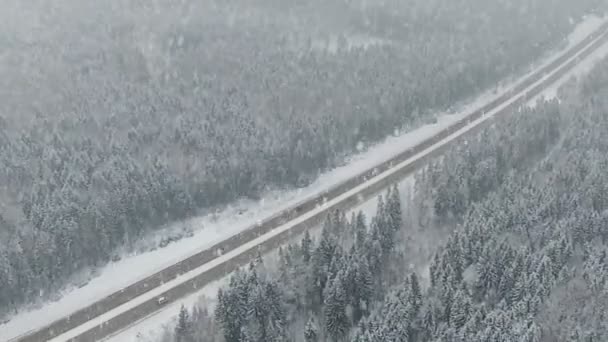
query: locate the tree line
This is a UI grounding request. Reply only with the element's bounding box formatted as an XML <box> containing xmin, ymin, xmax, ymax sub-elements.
<box><xmin>0</xmin><ymin>0</ymin><xmax>604</xmax><ymax>317</ymax></box>
<box><xmin>163</xmin><ymin>54</ymin><xmax>608</xmax><ymax>341</ymax></box>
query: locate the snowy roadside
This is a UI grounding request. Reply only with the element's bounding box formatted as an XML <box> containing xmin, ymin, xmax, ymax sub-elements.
<box><xmin>102</xmin><ymin>15</ymin><xmax>608</xmax><ymax>342</ymax></box>
<box><xmin>102</xmin><ymin>276</ymin><xmax>231</xmax><ymax>342</ymax></box>
<box><xmin>2</xmin><ymin>13</ymin><xmax>607</xmax><ymax>342</ymax></box>
<box><xmin>67</xmin><ymin>18</ymin><xmax>608</xmax><ymax>340</ymax></box>
<box><xmin>527</xmin><ymin>30</ymin><xmax>608</xmax><ymax>106</ymax></box>
<box><xmin>101</xmin><ymin>176</ymin><xmax>417</xmax><ymax>342</ymax></box>
<box><xmin>1</xmin><ymin>90</ymin><xmax>473</xmax><ymax>342</ymax></box>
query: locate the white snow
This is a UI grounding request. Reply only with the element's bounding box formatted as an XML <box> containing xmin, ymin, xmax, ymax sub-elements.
<box><xmin>48</xmin><ymin>21</ymin><xmax>608</xmax><ymax>341</ymax></box>
<box><xmin>312</xmin><ymin>34</ymin><xmax>392</xmax><ymax>53</ymax></box>
<box><xmin>567</xmin><ymin>15</ymin><xmax>607</xmax><ymax>48</ymax></box>
<box><xmin>50</xmin><ymin>150</ymin><xmax>430</xmax><ymax>341</ymax></box>
<box><xmin>102</xmin><ymin>276</ymin><xmax>230</xmax><ymax>342</ymax></box>
<box><xmin>102</xmin><ymin>176</ymin><xmax>417</xmax><ymax>342</ymax></box>
<box><xmin>528</xmin><ymin>23</ymin><xmax>608</xmax><ymax>106</ymax></box>
<box><xmin>2</xmin><ymin>92</ymin><xmax>473</xmax><ymax>342</ymax></box>
<box><xmin>1</xmin><ymin>67</ymin><xmax>475</xmax><ymax>342</ymax></box>
<box><xmin>3</xmin><ymin>13</ymin><xmax>608</xmax><ymax>342</ymax></box>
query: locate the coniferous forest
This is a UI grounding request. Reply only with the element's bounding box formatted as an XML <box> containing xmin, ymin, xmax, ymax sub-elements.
<box><xmin>162</xmin><ymin>51</ymin><xmax>608</xmax><ymax>342</ymax></box>
<box><xmin>0</xmin><ymin>0</ymin><xmax>606</xmax><ymax>321</ymax></box>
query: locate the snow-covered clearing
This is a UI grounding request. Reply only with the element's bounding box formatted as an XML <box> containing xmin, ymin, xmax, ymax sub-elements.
<box><xmin>3</xmin><ymin>13</ymin><xmax>607</xmax><ymax>342</ymax></box>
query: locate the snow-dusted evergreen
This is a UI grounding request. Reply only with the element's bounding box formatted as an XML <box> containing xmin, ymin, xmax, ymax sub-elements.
<box><xmin>0</xmin><ymin>0</ymin><xmax>605</xmax><ymax>323</ymax></box>
<box><xmin>161</xmin><ymin>52</ymin><xmax>608</xmax><ymax>341</ymax></box>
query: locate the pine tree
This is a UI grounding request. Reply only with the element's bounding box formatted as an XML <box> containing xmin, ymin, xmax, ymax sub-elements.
<box><xmin>372</xmin><ymin>215</ymin><xmax>393</xmax><ymax>255</ymax></box>
<box><xmin>510</xmin><ymin>275</ymin><xmax>526</xmax><ymax>304</ymax></box>
<box><xmin>449</xmin><ymin>289</ymin><xmax>470</xmax><ymax>329</ymax></box>
<box><xmin>355</xmin><ymin>211</ymin><xmax>367</xmax><ymax>251</ymax></box>
<box><xmin>375</xmin><ymin>194</ymin><xmax>386</xmax><ymax>230</ymax></box>
<box><xmin>328</xmin><ymin>248</ymin><xmax>346</xmax><ymax>281</ymax></box>
<box><xmin>254</xmin><ymin>250</ymin><xmax>264</xmax><ymax>267</ymax></box>
<box><xmin>498</xmin><ymin>270</ymin><xmax>513</xmax><ymax>303</ymax></box>
<box><xmin>387</xmin><ymin>184</ymin><xmax>402</xmax><ymax>232</ymax></box>
<box><xmin>409</xmin><ymin>272</ymin><xmax>423</xmax><ymax>314</ymax></box>
<box><xmin>318</xmin><ymin>220</ymin><xmax>338</xmax><ymax>267</ymax></box>
<box><xmin>247</xmin><ymin>282</ymin><xmax>269</xmax><ymax>342</ymax></box>
<box><xmin>351</xmin><ymin>256</ymin><xmax>373</xmax><ymax>322</ymax></box>
<box><xmin>264</xmin><ymin>281</ymin><xmax>286</xmax><ymax>341</ymax></box>
<box><xmin>175</xmin><ymin>305</ymin><xmax>194</xmax><ymax>342</ymax></box>
<box><xmin>367</xmin><ymin>239</ymin><xmax>383</xmax><ymax>277</ymax></box>
<box><xmin>302</xmin><ymin>229</ymin><xmax>313</xmax><ymax>263</ymax></box>
<box><xmin>242</xmin><ymin>274</ymin><xmax>285</xmax><ymax>342</ymax></box>
<box><xmin>215</xmin><ymin>289</ymin><xmax>241</xmax><ymax>342</ymax></box>
<box><xmin>423</xmin><ymin>305</ymin><xmax>437</xmax><ymax>336</ymax></box>
<box><xmin>378</xmin><ymin>289</ymin><xmax>411</xmax><ymax>341</ymax></box>
<box><xmin>324</xmin><ymin>272</ymin><xmax>349</xmax><ymax>341</ymax></box>
<box><xmin>312</xmin><ymin>221</ymin><xmax>338</xmax><ymax>303</ymax></box>
<box><xmin>374</xmin><ymin>193</ymin><xmax>395</xmax><ymax>253</ymax></box>
<box><xmin>216</xmin><ymin>272</ymin><xmax>251</xmax><ymax>342</ymax></box>
<box><xmin>304</xmin><ymin>317</ymin><xmax>318</xmax><ymax>342</ymax></box>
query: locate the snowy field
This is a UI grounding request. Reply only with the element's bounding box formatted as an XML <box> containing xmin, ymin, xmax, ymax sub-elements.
<box><xmin>3</xmin><ymin>13</ymin><xmax>608</xmax><ymax>342</ymax></box>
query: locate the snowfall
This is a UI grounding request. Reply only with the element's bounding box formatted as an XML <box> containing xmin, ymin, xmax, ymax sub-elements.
<box><xmin>2</xmin><ymin>13</ymin><xmax>608</xmax><ymax>342</ymax></box>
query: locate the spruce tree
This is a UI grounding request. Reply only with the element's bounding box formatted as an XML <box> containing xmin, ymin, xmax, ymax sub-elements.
<box><xmin>449</xmin><ymin>290</ymin><xmax>470</xmax><ymax>329</ymax></box>
<box><xmin>264</xmin><ymin>281</ymin><xmax>286</xmax><ymax>341</ymax></box>
<box><xmin>355</xmin><ymin>211</ymin><xmax>367</xmax><ymax>251</ymax></box>
<box><xmin>304</xmin><ymin>317</ymin><xmax>318</xmax><ymax>342</ymax></box>
<box><xmin>408</xmin><ymin>272</ymin><xmax>423</xmax><ymax>314</ymax></box>
<box><xmin>353</xmin><ymin>257</ymin><xmax>373</xmax><ymax>322</ymax></box>
<box><xmin>302</xmin><ymin>229</ymin><xmax>313</xmax><ymax>263</ymax></box>
<box><xmin>387</xmin><ymin>184</ymin><xmax>402</xmax><ymax>232</ymax></box>
<box><xmin>175</xmin><ymin>305</ymin><xmax>194</xmax><ymax>342</ymax></box>
<box><xmin>324</xmin><ymin>272</ymin><xmax>349</xmax><ymax>341</ymax></box>
<box><xmin>247</xmin><ymin>282</ymin><xmax>269</xmax><ymax>342</ymax></box>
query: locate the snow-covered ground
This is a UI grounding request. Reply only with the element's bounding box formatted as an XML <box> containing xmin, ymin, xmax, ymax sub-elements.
<box><xmin>3</xmin><ymin>90</ymin><xmax>474</xmax><ymax>342</ymax></box>
<box><xmin>2</xmin><ymin>67</ymin><xmax>478</xmax><ymax>342</ymax></box>
<box><xmin>100</xmin><ymin>15</ymin><xmax>608</xmax><ymax>342</ymax></box>
<box><xmin>103</xmin><ymin>276</ymin><xmax>231</xmax><ymax>342</ymax></box>
<box><xmin>102</xmin><ymin>178</ymin><xmax>415</xmax><ymax>342</ymax></box>
<box><xmin>312</xmin><ymin>34</ymin><xmax>392</xmax><ymax>53</ymax></box>
<box><xmin>527</xmin><ymin>25</ymin><xmax>608</xmax><ymax>105</ymax></box>
<box><xmin>3</xmin><ymin>13</ymin><xmax>607</xmax><ymax>342</ymax></box>
<box><xmin>61</xmin><ymin>17</ymin><xmax>608</xmax><ymax>340</ymax></box>
<box><xmin>57</xmin><ymin>143</ymin><xmax>433</xmax><ymax>342</ymax></box>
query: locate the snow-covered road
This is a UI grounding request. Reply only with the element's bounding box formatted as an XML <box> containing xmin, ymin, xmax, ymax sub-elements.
<box><xmin>3</xmin><ymin>13</ymin><xmax>608</xmax><ymax>342</ymax></box>
<box><xmin>96</xmin><ymin>22</ymin><xmax>608</xmax><ymax>342</ymax></box>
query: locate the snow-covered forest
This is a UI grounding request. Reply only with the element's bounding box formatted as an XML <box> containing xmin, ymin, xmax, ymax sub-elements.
<box><xmin>159</xmin><ymin>51</ymin><xmax>608</xmax><ymax>342</ymax></box>
<box><xmin>0</xmin><ymin>0</ymin><xmax>605</xmax><ymax>318</ymax></box>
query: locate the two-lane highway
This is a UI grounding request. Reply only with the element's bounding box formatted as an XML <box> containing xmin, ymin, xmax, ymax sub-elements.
<box><xmin>8</xmin><ymin>20</ymin><xmax>608</xmax><ymax>342</ymax></box>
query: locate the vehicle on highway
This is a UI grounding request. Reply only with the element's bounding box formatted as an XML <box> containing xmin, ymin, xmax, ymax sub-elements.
<box><xmin>157</xmin><ymin>296</ymin><xmax>167</xmax><ymax>305</ymax></box>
